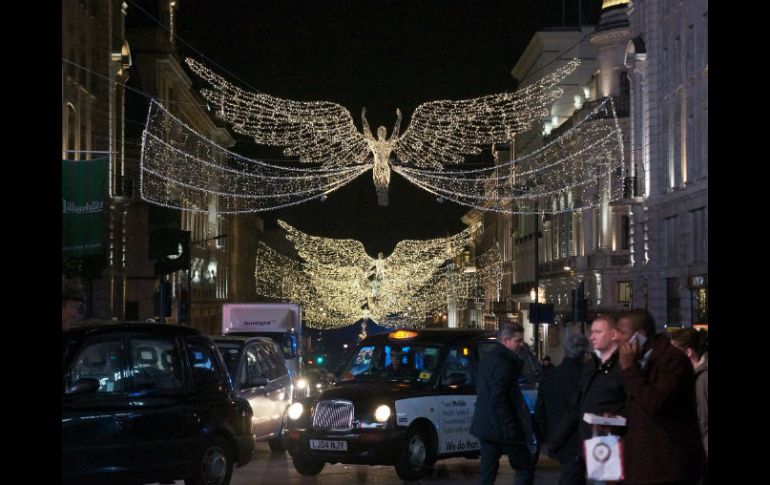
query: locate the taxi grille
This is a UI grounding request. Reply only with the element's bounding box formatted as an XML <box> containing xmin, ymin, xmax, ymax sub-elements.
<box><xmin>312</xmin><ymin>400</ymin><xmax>354</xmax><ymax>431</ymax></box>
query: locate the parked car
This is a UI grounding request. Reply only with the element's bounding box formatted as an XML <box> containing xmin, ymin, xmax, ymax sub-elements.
<box><xmin>284</xmin><ymin>328</ymin><xmax>498</xmax><ymax>480</ymax></box>
<box><xmin>62</xmin><ymin>324</ymin><xmax>254</xmax><ymax>485</ymax></box>
<box><xmin>294</xmin><ymin>367</ymin><xmax>331</xmax><ymax>398</ymax></box>
<box><xmin>212</xmin><ymin>335</ymin><xmax>293</xmax><ymax>452</ymax></box>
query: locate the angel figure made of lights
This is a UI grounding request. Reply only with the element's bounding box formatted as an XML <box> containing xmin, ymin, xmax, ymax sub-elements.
<box><xmin>184</xmin><ymin>58</ymin><xmax>579</xmax><ymax>207</ymax></box>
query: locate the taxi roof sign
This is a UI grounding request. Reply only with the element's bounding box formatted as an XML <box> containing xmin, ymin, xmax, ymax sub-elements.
<box><xmin>389</xmin><ymin>330</ymin><xmax>418</xmax><ymax>339</ymax></box>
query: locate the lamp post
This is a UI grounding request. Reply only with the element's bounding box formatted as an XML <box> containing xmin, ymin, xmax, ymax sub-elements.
<box><xmin>532</xmin><ymin>201</ymin><xmax>540</xmax><ymax>359</ymax></box>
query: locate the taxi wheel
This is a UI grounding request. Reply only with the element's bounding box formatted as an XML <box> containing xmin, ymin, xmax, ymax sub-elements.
<box><xmin>395</xmin><ymin>429</ymin><xmax>428</xmax><ymax>481</ymax></box>
<box><xmin>184</xmin><ymin>436</ymin><xmax>233</xmax><ymax>485</ymax></box>
<box><xmin>268</xmin><ymin>436</ymin><xmax>286</xmax><ymax>453</ymax></box>
<box><xmin>291</xmin><ymin>454</ymin><xmax>325</xmax><ymax>476</ymax></box>
<box><xmin>267</xmin><ymin>427</ymin><xmax>286</xmax><ymax>453</ymax></box>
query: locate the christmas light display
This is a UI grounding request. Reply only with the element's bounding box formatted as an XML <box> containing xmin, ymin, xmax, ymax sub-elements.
<box><xmin>253</xmin><ymin>221</ymin><xmax>501</xmax><ymax>328</ymax></box>
<box><xmin>185</xmin><ymin>57</ymin><xmax>580</xmax><ymax>206</ymax></box>
<box><xmin>141</xmin><ymin>62</ymin><xmax>622</xmax><ymax>215</ymax></box>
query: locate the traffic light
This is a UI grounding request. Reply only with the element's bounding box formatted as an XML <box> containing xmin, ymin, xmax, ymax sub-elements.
<box><xmin>572</xmin><ymin>282</ymin><xmax>588</xmax><ymax>323</ymax></box>
<box><xmin>315</xmin><ymin>355</ymin><xmax>325</xmax><ymax>365</ymax></box>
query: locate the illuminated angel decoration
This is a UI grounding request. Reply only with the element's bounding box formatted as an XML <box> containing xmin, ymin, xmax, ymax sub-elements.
<box><xmin>185</xmin><ymin>58</ymin><xmax>580</xmax><ymax>206</ymax></box>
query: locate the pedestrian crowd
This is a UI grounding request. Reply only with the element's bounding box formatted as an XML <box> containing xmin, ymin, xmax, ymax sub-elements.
<box><xmin>471</xmin><ymin>310</ymin><xmax>708</xmax><ymax>485</ymax></box>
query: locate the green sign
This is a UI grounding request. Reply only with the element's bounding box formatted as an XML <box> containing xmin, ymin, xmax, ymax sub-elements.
<box><xmin>62</xmin><ymin>158</ymin><xmax>108</xmax><ymax>256</ymax></box>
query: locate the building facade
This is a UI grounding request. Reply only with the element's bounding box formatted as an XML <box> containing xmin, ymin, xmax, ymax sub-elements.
<box><xmin>62</xmin><ymin>0</ymin><xmax>132</xmax><ymax>320</ymax></box>
<box><xmin>625</xmin><ymin>0</ymin><xmax>708</xmax><ymax>329</ymax></box>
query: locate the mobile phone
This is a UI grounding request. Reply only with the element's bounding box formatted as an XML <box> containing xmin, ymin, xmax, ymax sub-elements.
<box><xmin>628</xmin><ymin>331</ymin><xmax>646</xmax><ymax>348</ymax></box>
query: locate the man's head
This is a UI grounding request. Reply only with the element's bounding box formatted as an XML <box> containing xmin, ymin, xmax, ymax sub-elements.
<box><xmin>390</xmin><ymin>349</ymin><xmax>405</xmax><ymax>368</ymax></box>
<box><xmin>590</xmin><ymin>314</ymin><xmax>619</xmax><ymax>353</ymax></box>
<box><xmin>542</xmin><ymin>356</ymin><xmax>552</xmax><ymax>366</ymax></box>
<box><xmin>564</xmin><ymin>333</ymin><xmax>591</xmax><ymax>359</ymax></box>
<box><xmin>377</xmin><ymin>126</ymin><xmax>387</xmax><ymax>140</ymax></box>
<box><xmin>62</xmin><ymin>285</ymin><xmax>84</xmax><ymax>331</ymax></box>
<box><xmin>617</xmin><ymin>309</ymin><xmax>657</xmax><ymax>344</ymax></box>
<box><xmin>497</xmin><ymin>322</ymin><xmax>525</xmax><ymax>353</ymax></box>
<box><xmin>670</xmin><ymin>328</ymin><xmax>708</xmax><ymax>368</ymax></box>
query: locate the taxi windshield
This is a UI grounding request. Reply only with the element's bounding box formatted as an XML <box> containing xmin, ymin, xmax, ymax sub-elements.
<box><xmin>341</xmin><ymin>343</ymin><xmax>442</xmax><ymax>384</ymax></box>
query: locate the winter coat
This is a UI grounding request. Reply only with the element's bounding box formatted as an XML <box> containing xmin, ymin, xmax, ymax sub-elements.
<box><xmin>471</xmin><ymin>342</ymin><xmax>539</xmax><ymax>464</ymax></box>
<box><xmin>694</xmin><ymin>352</ymin><xmax>708</xmax><ymax>459</ymax></box>
<box><xmin>620</xmin><ymin>335</ymin><xmax>706</xmax><ymax>484</ymax></box>
<box><xmin>577</xmin><ymin>351</ymin><xmax>626</xmax><ymax>443</ymax></box>
<box><xmin>534</xmin><ymin>356</ymin><xmax>584</xmax><ymax>462</ymax></box>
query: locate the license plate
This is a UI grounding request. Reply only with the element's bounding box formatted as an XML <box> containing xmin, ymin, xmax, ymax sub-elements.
<box><xmin>309</xmin><ymin>439</ymin><xmax>348</xmax><ymax>451</ymax></box>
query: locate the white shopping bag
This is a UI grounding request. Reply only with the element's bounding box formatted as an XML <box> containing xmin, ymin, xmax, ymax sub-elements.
<box><xmin>583</xmin><ymin>435</ymin><xmax>624</xmax><ymax>481</ymax></box>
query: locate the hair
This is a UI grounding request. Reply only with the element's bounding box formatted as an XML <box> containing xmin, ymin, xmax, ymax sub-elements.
<box><xmin>618</xmin><ymin>309</ymin><xmax>657</xmax><ymax>337</ymax></box>
<box><xmin>564</xmin><ymin>334</ymin><xmax>591</xmax><ymax>358</ymax></box>
<box><xmin>498</xmin><ymin>322</ymin><xmax>524</xmax><ymax>340</ymax></box>
<box><xmin>542</xmin><ymin>356</ymin><xmax>551</xmax><ymax>362</ymax></box>
<box><xmin>591</xmin><ymin>313</ymin><xmax>618</xmax><ymax>329</ymax></box>
<box><xmin>671</xmin><ymin>328</ymin><xmax>708</xmax><ymax>359</ymax></box>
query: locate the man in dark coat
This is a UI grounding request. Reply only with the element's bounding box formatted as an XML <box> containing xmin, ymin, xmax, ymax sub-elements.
<box><xmin>535</xmin><ymin>334</ymin><xmax>590</xmax><ymax>485</ymax></box>
<box><xmin>471</xmin><ymin>323</ymin><xmax>538</xmax><ymax>485</ymax></box>
<box><xmin>550</xmin><ymin>314</ymin><xmax>627</xmax><ymax>484</ymax></box>
<box><xmin>617</xmin><ymin>309</ymin><xmax>705</xmax><ymax>485</ymax></box>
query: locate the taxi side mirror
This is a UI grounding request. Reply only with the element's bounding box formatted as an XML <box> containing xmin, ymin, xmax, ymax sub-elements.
<box><xmin>248</xmin><ymin>376</ymin><xmax>269</xmax><ymax>388</ymax></box>
<box><xmin>445</xmin><ymin>373</ymin><xmax>467</xmax><ymax>386</ymax></box>
<box><xmin>67</xmin><ymin>378</ymin><xmax>100</xmax><ymax>395</ymax></box>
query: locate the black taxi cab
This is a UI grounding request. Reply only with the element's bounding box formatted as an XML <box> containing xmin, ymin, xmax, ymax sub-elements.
<box><xmin>283</xmin><ymin>328</ymin><xmax>497</xmax><ymax>480</ymax></box>
<box><xmin>62</xmin><ymin>324</ymin><xmax>254</xmax><ymax>485</ymax></box>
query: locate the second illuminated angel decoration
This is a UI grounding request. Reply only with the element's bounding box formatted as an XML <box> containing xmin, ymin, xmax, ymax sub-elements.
<box><xmin>254</xmin><ymin>220</ymin><xmax>502</xmax><ymax>329</ymax></box>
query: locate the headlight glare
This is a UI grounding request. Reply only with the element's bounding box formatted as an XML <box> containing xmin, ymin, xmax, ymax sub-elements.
<box><xmin>296</xmin><ymin>378</ymin><xmax>308</xmax><ymax>389</ymax></box>
<box><xmin>288</xmin><ymin>402</ymin><xmax>304</xmax><ymax>420</ymax></box>
<box><xmin>374</xmin><ymin>404</ymin><xmax>391</xmax><ymax>422</ymax></box>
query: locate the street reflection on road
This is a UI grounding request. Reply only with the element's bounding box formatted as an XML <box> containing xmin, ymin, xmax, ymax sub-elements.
<box><xmin>150</xmin><ymin>442</ymin><xmax>561</xmax><ymax>485</ymax></box>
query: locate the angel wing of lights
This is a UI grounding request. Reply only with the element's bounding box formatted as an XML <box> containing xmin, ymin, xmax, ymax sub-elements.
<box><xmin>392</xmin><ymin>96</ymin><xmax>626</xmax><ymax>214</ymax></box>
<box><xmin>140</xmin><ymin>100</ymin><xmax>371</xmax><ymax>213</ymax></box>
<box><xmin>186</xmin><ymin>57</ymin><xmax>580</xmax><ymax>206</ymax></box>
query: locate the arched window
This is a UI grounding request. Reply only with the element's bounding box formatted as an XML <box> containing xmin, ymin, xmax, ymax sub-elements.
<box><xmin>65</xmin><ymin>103</ymin><xmax>79</xmax><ymax>160</ymax></box>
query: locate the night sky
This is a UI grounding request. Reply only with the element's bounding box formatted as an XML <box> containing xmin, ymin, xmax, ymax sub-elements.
<box><xmin>175</xmin><ymin>0</ymin><xmax>602</xmax><ymax>256</ymax></box>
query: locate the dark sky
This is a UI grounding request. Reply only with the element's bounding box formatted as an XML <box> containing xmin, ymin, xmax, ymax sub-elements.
<box><xmin>175</xmin><ymin>0</ymin><xmax>602</xmax><ymax>256</ymax></box>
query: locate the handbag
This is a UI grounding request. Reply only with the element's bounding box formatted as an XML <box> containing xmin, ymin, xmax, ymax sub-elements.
<box><xmin>583</xmin><ymin>434</ymin><xmax>624</xmax><ymax>481</ymax></box>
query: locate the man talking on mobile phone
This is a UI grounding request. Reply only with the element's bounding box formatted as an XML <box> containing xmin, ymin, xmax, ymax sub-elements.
<box><xmin>615</xmin><ymin>309</ymin><xmax>705</xmax><ymax>485</ymax></box>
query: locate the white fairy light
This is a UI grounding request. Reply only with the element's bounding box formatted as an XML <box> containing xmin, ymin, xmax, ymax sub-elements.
<box><xmin>185</xmin><ymin>57</ymin><xmax>580</xmax><ymax>206</ymax></box>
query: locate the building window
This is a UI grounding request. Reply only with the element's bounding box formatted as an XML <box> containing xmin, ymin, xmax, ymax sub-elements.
<box><xmin>689</xmin><ymin>274</ymin><xmax>708</xmax><ymax>324</ymax></box>
<box><xmin>217</xmin><ymin>216</ymin><xmax>228</xmax><ymax>249</ymax></box>
<box><xmin>666</xmin><ymin>277</ymin><xmax>681</xmax><ymax>325</ymax></box>
<box><xmin>621</xmin><ymin>215</ymin><xmax>630</xmax><ymax>250</ymax></box>
<box><xmin>690</xmin><ymin>207</ymin><xmax>707</xmax><ymax>263</ymax></box>
<box><xmin>664</xmin><ymin>216</ymin><xmax>678</xmax><ymax>265</ymax></box>
<box><xmin>65</xmin><ymin>103</ymin><xmax>79</xmax><ymax>159</ymax></box>
<box><xmin>618</xmin><ymin>281</ymin><xmax>632</xmax><ymax>305</ymax></box>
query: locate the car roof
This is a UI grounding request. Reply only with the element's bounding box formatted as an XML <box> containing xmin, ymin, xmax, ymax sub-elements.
<box><xmin>210</xmin><ymin>335</ymin><xmax>276</xmax><ymax>346</ymax></box>
<box><xmin>360</xmin><ymin>328</ymin><xmax>497</xmax><ymax>346</ymax></box>
<box><xmin>64</xmin><ymin>323</ymin><xmax>202</xmax><ymax>338</ymax></box>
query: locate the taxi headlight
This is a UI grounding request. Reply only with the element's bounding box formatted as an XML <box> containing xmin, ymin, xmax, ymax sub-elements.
<box><xmin>288</xmin><ymin>402</ymin><xmax>304</xmax><ymax>420</ymax></box>
<box><xmin>374</xmin><ymin>404</ymin><xmax>391</xmax><ymax>422</ymax></box>
<box><xmin>296</xmin><ymin>378</ymin><xmax>308</xmax><ymax>390</ymax></box>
